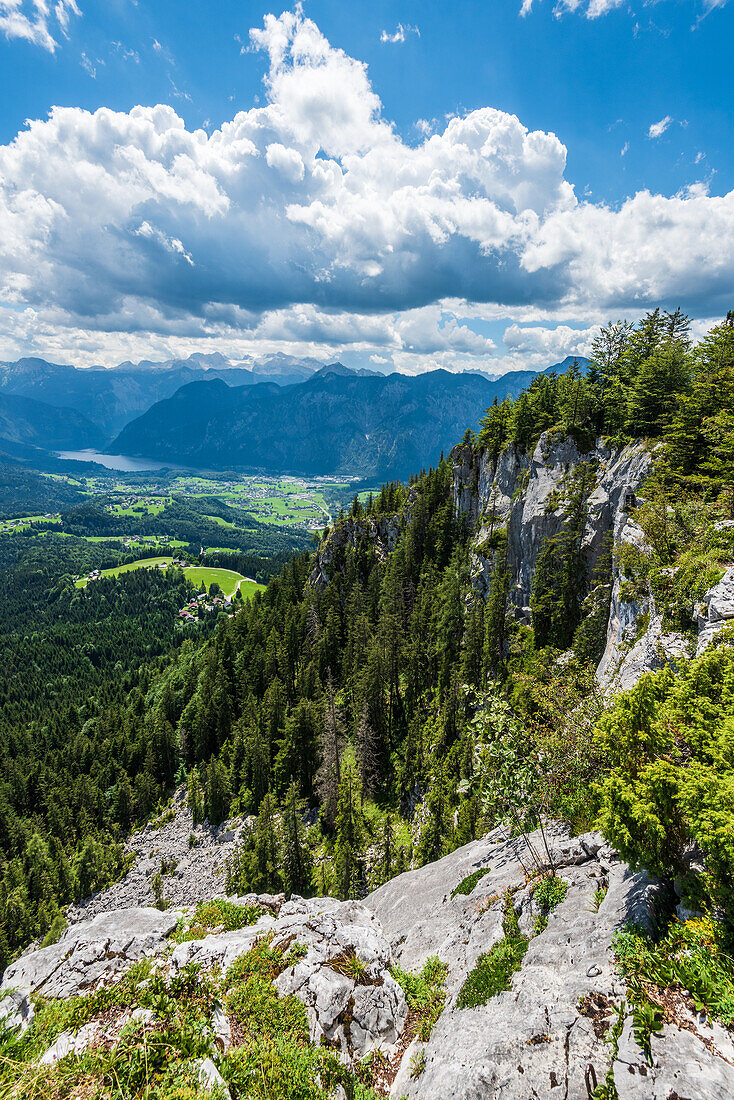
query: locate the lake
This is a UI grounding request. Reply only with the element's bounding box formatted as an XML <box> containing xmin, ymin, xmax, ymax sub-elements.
<box><xmin>56</xmin><ymin>449</ymin><xmax>180</xmax><ymax>472</ymax></box>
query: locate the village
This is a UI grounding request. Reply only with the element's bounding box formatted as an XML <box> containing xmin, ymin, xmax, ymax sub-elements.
<box><xmin>176</xmin><ymin>589</ymin><xmax>233</xmax><ymax>624</ymax></box>
<box><xmin>76</xmin><ymin>554</ymin><xmax>258</xmax><ymax>623</ymax></box>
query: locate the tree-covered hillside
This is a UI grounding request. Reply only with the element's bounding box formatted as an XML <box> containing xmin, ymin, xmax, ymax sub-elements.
<box><xmin>1</xmin><ymin>308</ymin><xmax>733</xmax><ymax>981</ymax></box>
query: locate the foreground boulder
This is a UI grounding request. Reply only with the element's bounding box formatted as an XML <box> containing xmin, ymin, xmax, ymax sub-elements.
<box><xmin>169</xmin><ymin>895</ymin><xmax>407</xmax><ymax>1058</ymax></box>
<box><xmin>1</xmin><ymin>895</ymin><xmax>406</xmax><ymax>1068</ymax></box>
<box><xmin>2</xmin><ymin>906</ymin><xmax>182</xmax><ymax>1000</ymax></box>
<box><xmin>365</xmin><ymin>823</ymin><xmax>734</xmax><ymax>1099</ymax></box>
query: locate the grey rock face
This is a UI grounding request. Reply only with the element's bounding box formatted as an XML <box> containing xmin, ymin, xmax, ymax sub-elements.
<box><xmin>1</xmin><ymin>907</ymin><xmax>181</xmax><ymax>1000</ymax></box>
<box><xmin>613</xmin><ymin>1016</ymin><xmax>734</xmax><ymax>1099</ymax></box>
<box><xmin>365</xmin><ymin>825</ymin><xmax>733</xmax><ymax>1100</ymax></box>
<box><xmin>197</xmin><ymin>1056</ymin><xmax>232</xmax><ymax>1097</ymax></box>
<box><xmin>41</xmin><ymin>1021</ymin><xmax>100</xmax><ymax>1064</ymax></box>
<box><xmin>453</xmin><ymin>434</ymin><xmax>699</xmax><ymax>695</ymax></box>
<box><xmin>596</xmin><ymin>512</ymin><xmax>692</xmax><ymax>694</ymax></box>
<box><xmin>4</xmin><ymin>894</ymin><xmax>406</xmax><ymax>1069</ymax></box>
<box><xmin>599</xmin><ymin>592</ymin><xmax>691</xmax><ymax>695</ymax></box>
<box><xmin>171</xmin><ymin>896</ymin><xmax>407</xmax><ymax>1060</ymax></box>
<box><xmin>453</xmin><ymin>435</ymin><xmax>651</xmax><ymax>622</ymax></box>
<box><xmin>697</xmin><ymin>566</ymin><xmax>734</xmax><ymax>655</ymax></box>
<box><xmin>307</xmin><ymin>494</ymin><xmax>416</xmax><ymax>589</ymax></box>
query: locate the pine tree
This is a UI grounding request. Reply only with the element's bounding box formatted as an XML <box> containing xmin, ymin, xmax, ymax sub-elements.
<box><xmin>531</xmin><ymin>462</ymin><xmax>596</xmax><ymax>648</ymax></box>
<box><xmin>378</xmin><ymin>812</ymin><xmax>394</xmax><ymax>886</ymax></box>
<box><xmin>250</xmin><ymin>791</ymin><xmax>280</xmax><ymax>892</ymax></box>
<box><xmin>460</xmin><ymin>597</ymin><xmax>485</xmax><ymax>687</ymax></box>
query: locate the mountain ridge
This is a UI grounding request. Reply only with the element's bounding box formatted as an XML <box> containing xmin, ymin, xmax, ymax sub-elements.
<box><xmin>111</xmin><ymin>365</ymin><xmax>559</xmax><ymax>477</ymax></box>
<box><xmin>0</xmin><ymin>353</ymin><xmax>589</xmax><ymax>448</ymax></box>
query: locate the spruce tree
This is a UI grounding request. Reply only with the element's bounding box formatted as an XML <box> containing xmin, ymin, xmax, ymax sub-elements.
<box><xmin>205</xmin><ymin>759</ymin><xmax>231</xmax><ymax>828</ymax></box>
<box><xmin>316</xmin><ymin>671</ymin><xmax>343</xmax><ymax>830</ymax></box>
<box><xmin>484</xmin><ymin>546</ymin><xmax>510</xmax><ymax>674</ymax></box>
<box><xmin>333</xmin><ymin>762</ymin><xmax>366</xmax><ymax>900</ymax></box>
<box><xmin>281</xmin><ymin>781</ymin><xmax>313</xmax><ymax>898</ymax></box>
<box><xmin>356</xmin><ymin>701</ymin><xmax>380</xmax><ymax>796</ymax></box>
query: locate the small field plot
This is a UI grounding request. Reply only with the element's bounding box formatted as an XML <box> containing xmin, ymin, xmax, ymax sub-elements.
<box><xmin>205</xmin><ymin>514</ymin><xmax>236</xmax><ymax>528</ymax></box>
<box><xmin>0</xmin><ymin>514</ymin><xmax>61</xmax><ymax>533</ymax></box>
<box><xmin>109</xmin><ymin>497</ymin><xmax>170</xmax><ymax>517</ymax></box>
<box><xmin>183</xmin><ymin>566</ymin><xmax>248</xmax><ymax>598</ymax></box>
<box><xmin>237</xmin><ymin>578</ymin><xmax>266</xmax><ymax>601</ymax></box>
<box><xmin>75</xmin><ymin>556</ymin><xmax>175</xmax><ymax>587</ymax></box>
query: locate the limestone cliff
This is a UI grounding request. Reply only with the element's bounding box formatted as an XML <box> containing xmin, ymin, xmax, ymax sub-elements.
<box><xmin>451</xmin><ymin>434</ymin><xmax>705</xmax><ymax>691</ymax></box>
<box><xmin>452</xmin><ymin>434</ymin><xmax>651</xmax><ymax>620</ymax></box>
<box><xmin>308</xmin><ymin>489</ymin><xmax>417</xmax><ymax>589</ymax></box>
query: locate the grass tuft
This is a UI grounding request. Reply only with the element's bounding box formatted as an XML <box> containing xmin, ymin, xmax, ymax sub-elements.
<box><xmin>173</xmin><ymin>899</ymin><xmax>263</xmax><ymax>944</ymax></box>
<box><xmin>451</xmin><ymin>868</ymin><xmax>491</xmax><ymax>899</ymax></box>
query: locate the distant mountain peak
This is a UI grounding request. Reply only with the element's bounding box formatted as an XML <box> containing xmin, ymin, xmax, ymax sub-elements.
<box><xmin>311</xmin><ymin>363</ymin><xmax>382</xmax><ymax>380</ymax></box>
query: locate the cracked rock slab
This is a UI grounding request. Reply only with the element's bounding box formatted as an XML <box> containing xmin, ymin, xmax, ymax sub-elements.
<box><xmin>367</xmin><ymin>825</ymin><xmax>734</xmax><ymax>1100</ymax></box>
<box><xmin>1</xmin><ymin>907</ymin><xmax>182</xmax><ymax>1000</ymax></box>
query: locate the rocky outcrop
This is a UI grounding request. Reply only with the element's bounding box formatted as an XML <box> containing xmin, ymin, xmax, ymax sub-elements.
<box><xmin>169</xmin><ymin>895</ymin><xmax>407</xmax><ymax>1059</ymax></box>
<box><xmin>1</xmin><ymin>894</ymin><xmax>407</xmax><ymax>1068</ymax></box>
<box><xmin>595</xmin><ymin>507</ymin><xmax>693</xmax><ymax>693</ymax></box>
<box><xmin>3</xmin><ymin>827</ymin><xmax>733</xmax><ymax>1097</ymax></box>
<box><xmin>365</xmin><ymin>824</ymin><xmax>734</xmax><ymax>1100</ymax></box>
<box><xmin>697</xmin><ymin>566</ymin><xmax>734</xmax><ymax>655</ymax></box>
<box><xmin>2</xmin><ymin>907</ymin><xmax>181</xmax><ymax>1001</ymax></box>
<box><xmin>453</xmin><ymin>434</ymin><xmax>703</xmax><ymax>694</ymax></box>
<box><xmin>600</xmin><ymin>601</ymin><xmax>690</xmax><ymax>694</ymax></box>
<box><xmin>308</xmin><ymin>497</ymin><xmax>415</xmax><ymax>588</ymax></box>
<box><xmin>453</xmin><ymin>435</ymin><xmax>651</xmax><ymax>623</ymax></box>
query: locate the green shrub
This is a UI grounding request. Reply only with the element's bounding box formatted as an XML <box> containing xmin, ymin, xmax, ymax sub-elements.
<box><xmin>456</xmin><ymin>892</ymin><xmax>528</xmax><ymax>1009</ymax></box>
<box><xmin>409</xmin><ymin>1048</ymin><xmax>427</xmax><ymax>1079</ymax></box>
<box><xmin>532</xmin><ymin>874</ymin><xmax>569</xmax><ymax>933</ymax></box>
<box><xmin>40</xmin><ymin>913</ymin><xmax>67</xmax><ymax>948</ymax></box>
<box><xmin>392</xmin><ymin>955</ymin><xmax>448</xmax><ymax>1041</ymax></box>
<box><xmin>174</xmin><ymin>898</ymin><xmax>263</xmax><ymax>943</ymax></box>
<box><xmin>592</xmin><ymin>885</ymin><xmax>608</xmax><ymax>912</ymax></box>
<box><xmin>327</xmin><ymin>948</ymin><xmax>369</xmax><ymax>983</ymax></box>
<box><xmin>596</xmin><ymin>644</ymin><xmax>734</xmax><ymax>934</ymax></box>
<box><xmin>533</xmin><ymin>874</ymin><xmax>568</xmax><ymax>915</ymax></box>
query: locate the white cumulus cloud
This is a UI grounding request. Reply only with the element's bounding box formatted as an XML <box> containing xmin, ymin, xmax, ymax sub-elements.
<box><xmin>0</xmin><ymin>6</ymin><xmax>733</xmax><ymax>370</ymax></box>
<box><xmin>503</xmin><ymin>322</ymin><xmax>598</xmax><ymax>358</ymax></box>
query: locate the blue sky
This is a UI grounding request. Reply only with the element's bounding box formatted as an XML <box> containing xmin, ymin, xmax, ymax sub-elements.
<box><xmin>0</xmin><ymin>0</ymin><xmax>732</xmax><ymax>373</ymax></box>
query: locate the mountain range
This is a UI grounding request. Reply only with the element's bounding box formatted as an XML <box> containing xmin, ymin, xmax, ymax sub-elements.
<box><xmin>0</xmin><ymin>390</ymin><xmax>105</xmax><ymax>452</ymax></box>
<box><xmin>112</xmin><ymin>365</ymin><xmax>536</xmax><ymax>478</ymax></box>
<box><xmin>0</xmin><ymin>353</ymin><xmax>588</xmax><ymax>478</ymax></box>
<box><xmin>0</xmin><ymin>353</ymin><xmax>319</xmax><ymax>438</ymax></box>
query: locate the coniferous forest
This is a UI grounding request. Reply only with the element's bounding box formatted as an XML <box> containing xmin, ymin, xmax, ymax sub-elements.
<box><xmin>0</xmin><ymin>307</ymin><xmax>733</xmax><ymax>981</ymax></box>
